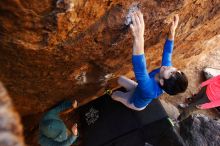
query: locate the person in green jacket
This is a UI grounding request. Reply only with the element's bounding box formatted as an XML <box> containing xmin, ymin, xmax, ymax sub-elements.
<box><xmin>39</xmin><ymin>100</ymin><xmax>78</xmax><ymax>146</ymax></box>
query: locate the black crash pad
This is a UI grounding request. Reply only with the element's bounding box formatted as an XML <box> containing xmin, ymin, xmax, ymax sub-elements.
<box><xmin>78</xmin><ymin>94</ymin><xmax>185</xmax><ymax>146</ymax></box>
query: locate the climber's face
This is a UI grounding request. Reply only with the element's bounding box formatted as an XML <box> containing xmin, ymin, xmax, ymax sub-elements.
<box><xmin>159</xmin><ymin>66</ymin><xmax>178</xmax><ymax>79</ymax></box>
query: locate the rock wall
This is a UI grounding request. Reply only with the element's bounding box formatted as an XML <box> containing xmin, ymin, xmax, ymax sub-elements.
<box><xmin>180</xmin><ymin>114</ymin><xmax>220</xmax><ymax>146</ymax></box>
<box><xmin>0</xmin><ymin>0</ymin><xmax>220</xmax><ymax>116</ymax></box>
<box><xmin>0</xmin><ymin>82</ymin><xmax>24</xmax><ymax>146</ymax></box>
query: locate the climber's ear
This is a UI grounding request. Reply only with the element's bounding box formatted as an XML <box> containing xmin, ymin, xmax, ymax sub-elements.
<box><xmin>159</xmin><ymin>79</ymin><xmax>164</xmax><ymax>86</ymax></box>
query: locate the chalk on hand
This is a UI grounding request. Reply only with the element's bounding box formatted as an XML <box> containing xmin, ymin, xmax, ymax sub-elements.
<box><xmin>124</xmin><ymin>3</ymin><xmax>141</xmax><ymax>26</ymax></box>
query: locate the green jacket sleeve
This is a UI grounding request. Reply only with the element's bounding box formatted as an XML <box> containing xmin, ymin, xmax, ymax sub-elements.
<box><xmin>47</xmin><ymin>101</ymin><xmax>72</xmax><ymax>116</ymax></box>
<box><xmin>39</xmin><ymin>134</ymin><xmax>78</xmax><ymax>146</ymax></box>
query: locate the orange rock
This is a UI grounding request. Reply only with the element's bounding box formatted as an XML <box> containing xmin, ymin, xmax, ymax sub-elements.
<box><xmin>0</xmin><ymin>1</ymin><xmax>220</xmax><ymax>145</ymax></box>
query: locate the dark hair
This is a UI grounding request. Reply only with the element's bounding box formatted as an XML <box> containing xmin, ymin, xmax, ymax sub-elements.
<box><xmin>160</xmin><ymin>71</ymin><xmax>188</xmax><ymax>95</ymax></box>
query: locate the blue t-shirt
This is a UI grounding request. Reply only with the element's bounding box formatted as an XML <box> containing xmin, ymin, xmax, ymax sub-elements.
<box><xmin>130</xmin><ymin>39</ymin><xmax>174</xmax><ymax>108</ymax></box>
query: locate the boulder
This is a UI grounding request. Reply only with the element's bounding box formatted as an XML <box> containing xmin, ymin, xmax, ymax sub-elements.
<box><xmin>180</xmin><ymin>114</ymin><xmax>220</xmax><ymax>146</ymax></box>
<box><xmin>0</xmin><ymin>0</ymin><xmax>220</xmax><ymax>116</ymax></box>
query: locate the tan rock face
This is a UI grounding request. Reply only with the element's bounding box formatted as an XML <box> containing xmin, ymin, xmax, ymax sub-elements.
<box><xmin>0</xmin><ymin>0</ymin><xmax>220</xmax><ymax>118</ymax></box>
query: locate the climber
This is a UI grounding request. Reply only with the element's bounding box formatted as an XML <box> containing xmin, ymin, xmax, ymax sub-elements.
<box><xmin>112</xmin><ymin>11</ymin><xmax>188</xmax><ymax>111</ymax></box>
<box><xmin>38</xmin><ymin>100</ymin><xmax>79</xmax><ymax>146</ymax></box>
<box><xmin>178</xmin><ymin>74</ymin><xmax>220</xmax><ymax>121</ymax></box>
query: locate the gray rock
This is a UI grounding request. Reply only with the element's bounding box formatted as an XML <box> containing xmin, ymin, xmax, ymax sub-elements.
<box><xmin>180</xmin><ymin>114</ymin><xmax>220</xmax><ymax>146</ymax></box>
<box><xmin>203</xmin><ymin>67</ymin><xmax>220</xmax><ymax>80</ymax></box>
<box><xmin>160</xmin><ymin>100</ymin><xmax>180</xmax><ymax>120</ymax></box>
<box><xmin>124</xmin><ymin>3</ymin><xmax>140</xmax><ymax>26</ymax></box>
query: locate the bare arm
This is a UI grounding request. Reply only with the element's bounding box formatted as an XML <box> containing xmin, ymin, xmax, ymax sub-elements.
<box><xmin>168</xmin><ymin>14</ymin><xmax>179</xmax><ymax>40</ymax></box>
<box><xmin>130</xmin><ymin>11</ymin><xmax>145</xmax><ymax>55</ymax></box>
<box><xmin>130</xmin><ymin>11</ymin><xmax>156</xmax><ymax>103</ymax></box>
<box><xmin>161</xmin><ymin>14</ymin><xmax>179</xmax><ymax>66</ymax></box>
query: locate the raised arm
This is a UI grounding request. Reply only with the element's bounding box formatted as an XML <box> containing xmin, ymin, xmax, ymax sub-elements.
<box><xmin>161</xmin><ymin>15</ymin><xmax>179</xmax><ymax>66</ymax></box>
<box><xmin>130</xmin><ymin>11</ymin><xmax>154</xmax><ymax>97</ymax></box>
<box><xmin>130</xmin><ymin>11</ymin><xmax>145</xmax><ymax>55</ymax></box>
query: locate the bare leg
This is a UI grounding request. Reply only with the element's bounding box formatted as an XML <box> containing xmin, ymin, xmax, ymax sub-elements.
<box><xmin>118</xmin><ymin>76</ymin><xmax>137</xmax><ymax>91</ymax></box>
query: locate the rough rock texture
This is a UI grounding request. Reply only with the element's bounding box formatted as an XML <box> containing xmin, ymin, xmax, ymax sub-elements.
<box><xmin>0</xmin><ymin>0</ymin><xmax>220</xmax><ymax>116</ymax></box>
<box><xmin>160</xmin><ymin>100</ymin><xmax>180</xmax><ymax>120</ymax></box>
<box><xmin>0</xmin><ymin>0</ymin><xmax>220</xmax><ymax>145</ymax></box>
<box><xmin>180</xmin><ymin>114</ymin><xmax>220</xmax><ymax>146</ymax></box>
<box><xmin>0</xmin><ymin>82</ymin><xmax>25</xmax><ymax>146</ymax></box>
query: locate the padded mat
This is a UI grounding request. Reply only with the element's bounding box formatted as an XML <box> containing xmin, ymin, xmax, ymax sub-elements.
<box><xmin>78</xmin><ymin>94</ymin><xmax>172</xmax><ymax>146</ymax></box>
